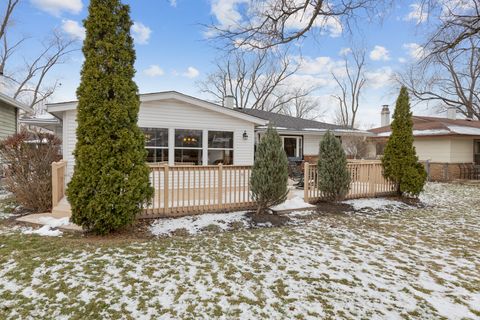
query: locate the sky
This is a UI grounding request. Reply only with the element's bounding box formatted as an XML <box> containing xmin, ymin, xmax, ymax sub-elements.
<box><xmin>4</xmin><ymin>0</ymin><xmax>441</xmax><ymax>127</ymax></box>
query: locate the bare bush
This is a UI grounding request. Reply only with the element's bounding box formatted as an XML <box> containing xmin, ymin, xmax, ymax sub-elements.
<box><xmin>0</xmin><ymin>130</ymin><xmax>61</xmax><ymax>212</ymax></box>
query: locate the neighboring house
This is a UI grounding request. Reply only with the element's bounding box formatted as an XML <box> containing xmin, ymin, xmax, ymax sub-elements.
<box><xmin>0</xmin><ymin>92</ymin><xmax>34</xmax><ymax>140</ymax></box>
<box><xmin>19</xmin><ymin>113</ymin><xmax>62</xmax><ymax>137</ymax></box>
<box><xmin>369</xmin><ymin>106</ymin><xmax>480</xmax><ymax>181</ymax></box>
<box><xmin>46</xmin><ymin>91</ymin><xmax>370</xmax><ymax>182</ymax></box>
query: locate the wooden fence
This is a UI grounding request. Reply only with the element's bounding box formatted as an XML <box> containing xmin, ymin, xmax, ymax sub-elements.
<box><xmin>141</xmin><ymin>164</ymin><xmax>255</xmax><ymax>218</ymax></box>
<box><xmin>304</xmin><ymin>160</ymin><xmax>397</xmax><ymax>203</ymax></box>
<box><xmin>51</xmin><ymin>160</ymin><xmax>67</xmax><ymax>207</ymax></box>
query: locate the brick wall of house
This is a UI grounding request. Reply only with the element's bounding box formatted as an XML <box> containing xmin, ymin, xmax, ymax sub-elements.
<box><xmin>422</xmin><ymin>162</ymin><xmax>476</xmax><ymax>181</ymax></box>
<box><xmin>304</xmin><ymin>155</ymin><xmax>319</xmax><ymax>164</ymax></box>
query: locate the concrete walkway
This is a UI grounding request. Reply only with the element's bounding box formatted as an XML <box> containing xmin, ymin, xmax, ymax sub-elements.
<box><xmin>16</xmin><ymin>211</ymin><xmax>82</xmax><ymax>232</ymax></box>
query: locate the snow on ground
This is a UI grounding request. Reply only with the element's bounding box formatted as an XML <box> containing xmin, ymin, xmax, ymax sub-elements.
<box><xmin>271</xmin><ymin>188</ymin><xmax>314</xmax><ymax>211</ymax></box>
<box><xmin>150</xmin><ymin>211</ymin><xmax>248</xmax><ymax>236</ymax></box>
<box><xmin>0</xmin><ymin>182</ymin><xmax>479</xmax><ymax>319</ymax></box>
<box><xmin>343</xmin><ymin>197</ymin><xmax>410</xmax><ymax>212</ymax></box>
<box><xmin>21</xmin><ymin>217</ymin><xmax>70</xmax><ymax>237</ymax></box>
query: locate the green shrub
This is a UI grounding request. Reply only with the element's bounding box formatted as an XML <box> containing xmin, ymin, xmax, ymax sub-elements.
<box><xmin>67</xmin><ymin>0</ymin><xmax>153</xmax><ymax>235</ymax></box>
<box><xmin>382</xmin><ymin>86</ymin><xmax>427</xmax><ymax>196</ymax></box>
<box><xmin>250</xmin><ymin>126</ymin><xmax>289</xmax><ymax>214</ymax></box>
<box><xmin>317</xmin><ymin>130</ymin><xmax>351</xmax><ymax>202</ymax></box>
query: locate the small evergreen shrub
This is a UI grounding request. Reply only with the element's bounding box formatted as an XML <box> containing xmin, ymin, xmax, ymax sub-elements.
<box><xmin>250</xmin><ymin>126</ymin><xmax>289</xmax><ymax>214</ymax></box>
<box><xmin>317</xmin><ymin>131</ymin><xmax>351</xmax><ymax>202</ymax></box>
<box><xmin>67</xmin><ymin>0</ymin><xmax>153</xmax><ymax>235</ymax></box>
<box><xmin>382</xmin><ymin>86</ymin><xmax>427</xmax><ymax>196</ymax></box>
<box><xmin>0</xmin><ymin>130</ymin><xmax>62</xmax><ymax>212</ymax></box>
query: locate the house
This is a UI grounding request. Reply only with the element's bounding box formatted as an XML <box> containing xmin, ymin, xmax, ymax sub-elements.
<box><xmin>46</xmin><ymin>91</ymin><xmax>370</xmax><ymax>182</ymax></box>
<box><xmin>0</xmin><ymin>92</ymin><xmax>34</xmax><ymax>140</ymax></box>
<box><xmin>369</xmin><ymin>106</ymin><xmax>480</xmax><ymax>181</ymax></box>
<box><xmin>235</xmin><ymin>108</ymin><xmax>371</xmax><ymax>162</ymax></box>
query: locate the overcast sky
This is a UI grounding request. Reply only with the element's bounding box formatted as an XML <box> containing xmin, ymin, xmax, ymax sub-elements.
<box><xmin>6</xmin><ymin>0</ymin><xmax>444</xmax><ymax>127</ymax></box>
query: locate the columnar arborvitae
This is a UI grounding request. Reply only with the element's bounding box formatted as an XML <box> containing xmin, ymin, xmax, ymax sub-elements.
<box><xmin>382</xmin><ymin>86</ymin><xmax>427</xmax><ymax>196</ymax></box>
<box><xmin>317</xmin><ymin>131</ymin><xmax>351</xmax><ymax>201</ymax></box>
<box><xmin>250</xmin><ymin>126</ymin><xmax>289</xmax><ymax>214</ymax></box>
<box><xmin>67</xmin><ymin>0</ymin><xmax>153</xmax><ymax>234</ymax></box>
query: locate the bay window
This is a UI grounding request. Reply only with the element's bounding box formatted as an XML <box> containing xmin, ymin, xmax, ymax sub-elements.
<box><xmin>175</xmin><ymin>129</ymin><xmax>202</xmax><ymax>165</ymax></box>
<box><xmin>208</xmin><ymin>131</ymin><xmax>234</xmax><ymax>165</ymax></box>
<box><xmin>142</xmin><ymin>128</ymin><xmax>168</xmax><ymax>163</ymax></box>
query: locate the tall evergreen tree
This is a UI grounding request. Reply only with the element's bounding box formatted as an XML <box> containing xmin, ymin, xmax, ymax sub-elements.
<box><xmin>250</xmin><ymin>126</ymin><xmax>289</xmax><ymax>214</ymax></box>
<box><xmin>317</xmin><ymin>131</ymin><xmax>351</xmax><ymax>201</ymax></box>
<box><xmin>382</xmin><ymin>86</ymin><xmax>427</xmax><ymax>196</ymax></box>
<box><xmin>67</xmin><ymin>0</ymin><xmax>153</xmax><ymax>234</ymax></box>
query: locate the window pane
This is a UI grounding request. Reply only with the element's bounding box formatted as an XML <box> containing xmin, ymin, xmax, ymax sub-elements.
<box><xmin>146</xmin><ymin>148</ymin><xmax>168</xmax><ymax>163</ymax></box>
<box><xmin>175</xmin><ymin>149</ymin><xmax>202</xmax><ymax>165</ymax></box>
<box><xmin>208</xmin><ymin>131</ymin><xmax>233</xmax><ymax>148</ymax></box>
<box><xmin>175</xmin><ymin>129</ymin><xmax>202</xmax><ymax>148</ymax></box>
<box><xmin>208</xmin><ymin>150</ymin><xmax>233</xmax><ymax>165</ymax></box>
<box><xmin>284</xmin><ymin>138</ymin><xmax>297</xmax><ymax>158</ymax></box>
<box><xmin>142</xmin><ymin>128</ymin><xmax>168</xmax><ymax>147</ymax></box>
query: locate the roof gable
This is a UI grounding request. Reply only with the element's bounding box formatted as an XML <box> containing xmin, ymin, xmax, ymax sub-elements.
<box><xmin>0</xmin><ymin>92</ymin><xmax>34</xmax><ymax>114</ymax></box>
<box><xmin>47</xmin><ymin>91</ymin><xmax>267</xmax><ymax>125</ymax></box>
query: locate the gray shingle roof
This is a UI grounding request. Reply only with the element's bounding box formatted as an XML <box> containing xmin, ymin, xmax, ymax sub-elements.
<box><xmin>234</xmin><ymin>108</ymin><xmax>349</xmax><ymax>131</ymax></box>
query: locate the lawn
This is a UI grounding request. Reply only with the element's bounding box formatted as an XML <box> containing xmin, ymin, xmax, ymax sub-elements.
<box><xmin>0</xmin><ymin>183</ymin><xmax>479</xmax><ymax>319</ymax></box>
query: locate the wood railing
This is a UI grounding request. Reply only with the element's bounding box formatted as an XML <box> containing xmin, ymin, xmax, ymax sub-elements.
<box><xmin>141</xmin><ymin>164</ymin><xmax>254</xmax><ymax>218</ymax></box>
<box><xmin>51</xmin><ymin>160</ymin><xmax>67</xmax><ymax>208</ymax></box>
<box><xmin>304</xmin><ymin>160</ymin><xmax>397</xmax><ymax>203</ymax></box>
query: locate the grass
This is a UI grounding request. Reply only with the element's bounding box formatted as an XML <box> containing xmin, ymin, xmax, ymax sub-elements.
<box><xmin>0</xmin><ymin>183</ymin><xmax>479</xmax><ymax>319</ymax></box>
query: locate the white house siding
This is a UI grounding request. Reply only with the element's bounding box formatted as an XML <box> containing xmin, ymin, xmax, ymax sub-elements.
<box><xmin>303</xmin><ymin>135</ymin><xmax>319</xmax><ymax>156</ymax></box>
<box><xmin>449</xmin><ymin>138</ymin><xmax>474</xmax><ymax>163</ymax></box>
<box><xmin>62</xmin><ymin>101</ymin><xmax>256</xmax><ymax>182</ymax></box>
<box><xmin>413</xmin><ymin>138</ymin><xmax>452</xmax><ymax>162</ymax></box>
<box><xmin>0</xmin><ymin>102</ymin><xmax>17</xmax><ymax>140</ymax></box>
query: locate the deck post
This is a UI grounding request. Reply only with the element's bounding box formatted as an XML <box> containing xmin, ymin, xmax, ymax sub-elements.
<box><xmin>163</xmin><ymin>165</ymin><xmax>169</xmax><ymax>214</ymax></box>
<box><xmin>304</xmin><ymin>162</ymin><xmax>309</xmax><ymax>203</ymax></box>
<box><xmin>52</xmin><ymin>162</ymin><xmax>59</xmax><ymax>208</ymax></box>
<box><xmin>218</xmin><ymin>163</ymin><xmax>223</xmax><ymax>208</ymax></box>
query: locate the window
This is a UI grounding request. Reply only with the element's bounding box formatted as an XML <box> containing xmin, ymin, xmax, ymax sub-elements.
<box><xmin>208</xmin><ymin>131</ymin><xmax>234</xmax><ymax>165</ymax></box>
<box><xmin>175</xmin><ymin>129</ymin><xmax>202</xmax><ymax>165</ymax></box>
<box><xmin>281</xmin><ymin>136</ymin><xmax>303</xmax><ymax>158</ymax></box>
<box><xmin>142</xmin><ymin>128</ymin><xmax>168</xmax><ymax>163</ymax></box>
<box><xmin>475</xmin><ymin>140</ymin><xmax>480</xmax><ymax>165</ymax></box>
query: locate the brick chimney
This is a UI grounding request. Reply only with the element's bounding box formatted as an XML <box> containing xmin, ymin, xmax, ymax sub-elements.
<box><xmin>381</xmin><ymin>105</ymin><xmax>390</xmax><ymax>127</ymax></box>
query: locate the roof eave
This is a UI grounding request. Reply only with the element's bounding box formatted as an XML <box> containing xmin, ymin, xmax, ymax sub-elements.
<box><xmin>0</xmin><ymin>92</ymin><xmax>34</xmax><ymax>114</ymax></box>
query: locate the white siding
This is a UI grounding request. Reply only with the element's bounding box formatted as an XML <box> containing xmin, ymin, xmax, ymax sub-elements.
<box><xmin>413</xmin><ymin>138</ymin><xmax>451</xmax><ymax>162</ymax></box>
<box><xmin>304</xmin><ymin>134</ymin><xmax>322</xmax><ymax>156</ymax></box>
<box><xmin>450</xmin><ymin>138</ymin><xmax>473</xmax><ymax>163</ymax></box>
<box><xmin>62</xmin><ymin>100</ymin><xmax>256</xmax><ymax>182</ymax></box>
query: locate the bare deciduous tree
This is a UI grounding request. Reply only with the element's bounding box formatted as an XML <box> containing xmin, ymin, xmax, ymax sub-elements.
<box><xmin>419</xmin><ymin>0</ymin><xmax>480</xmax><ymax>55</ymax></box>
<box><xmin>342</xmin><ymin>135</ymin><xmax>369</xmax><ymax>159</ymax></box>
<box><xmin>279</xmin><ymin>87</ymin><xmax>324</xmax><ymax>120</ymax></box>
<box><xmin>209</xmin><ymin>0</ymin><xmax>391</xmax><ymax>50</ymax></box>
<box><xmin>0</xmin><ymin>0</ymin><xmax>77</xmax><ymax>111</ymax></box>
<box><xmin>198</xmin><ymin>49</ymin><xmax>306</xmax><ymax>112</ymax></box>
<box><xmin>331</xmin><ymin>48</ymin><xmax>366</xmax><ymax>128</ymax></box>
<box><xmin>398</xmin><ymin>37</ymin><xmax>480</xmax><ymax>120</ymax></box>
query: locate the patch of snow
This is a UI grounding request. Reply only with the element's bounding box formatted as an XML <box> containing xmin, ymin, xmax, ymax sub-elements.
<box><xmin>271</xmin><ymin>196</ymin><xmax>314</xmax><ymax>211</ymax></box>
<box><xmin>447</xmin><ymin>125</ymin><xmax>480</xmax><ymax>135</ymax></box>
<box><xmin>343</xmin><ymin>198</ymin><xmax>408</xmax><ymax>211</ymax></box>
<box><xmin>22</xmin><ymin>225</ymin><xmax>63</xmax><ymax>237</ymax></box>
<box><xmin>150</xmin><ymin>211</ymin><xmax>248</xmax><ymax>236</ymax></box>
<box><xmin>37</xmin><ymin>217</ymin><xmax>70</xmax><ymax>228</ymax></box>
<box><xmin>287</xmin><ymin>210</ymin><xmax>316</xmax><ymax>217</ymax></box>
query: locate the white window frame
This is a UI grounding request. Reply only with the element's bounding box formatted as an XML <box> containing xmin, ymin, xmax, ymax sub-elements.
<box><xmin>281</xmin><ymin>136</ymin><xmax>303</xmax><ymax>158</ymax></box>
<box><xmin>141</xmin><ymin>127</ymin><xmax>169</xmax><ymax>163</ymax></box>
<box><xmin>174</xmin><ymin>129</ymin><xmax>203</xmax><ymax>165</ymax></box>
<box><xmin>207</xmin><ymin>130</ymin><xmax>234</xmax><ymax>165</ymax></box>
